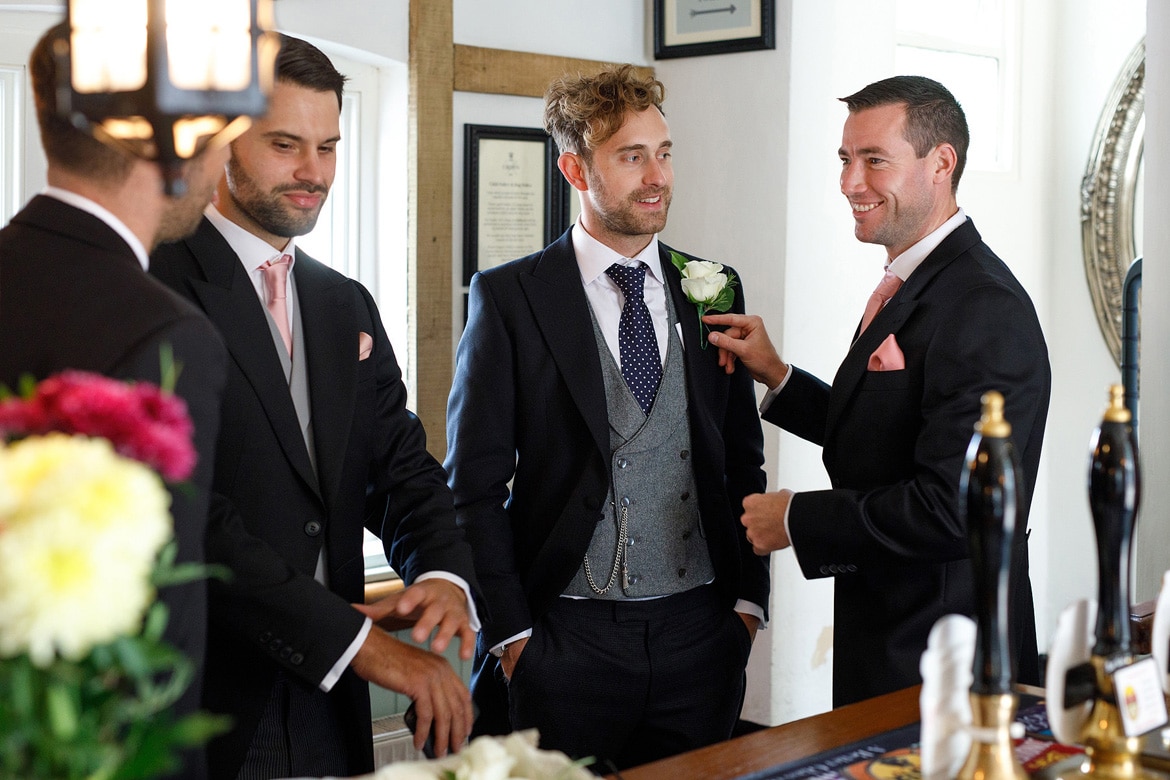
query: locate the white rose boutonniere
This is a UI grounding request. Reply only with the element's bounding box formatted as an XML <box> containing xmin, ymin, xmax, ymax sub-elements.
<box><xmin>670</xmin><ymin>250</ymin><xmax>738</xmax><ymax>348</ymax></box>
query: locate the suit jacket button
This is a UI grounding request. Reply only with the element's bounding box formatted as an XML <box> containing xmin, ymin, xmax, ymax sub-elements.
<box><xmin>819</xmin><ymin>565</ymin><xmax>830</xmax><ymax>575</ymax></box>
<box><xmin>259</xmin><ymin>630</ymin><xmax>273</xmax><ymax>643</ymax></box>
<box><xmin>846</xmin><ymin>564</ymin><xmax>858</xmax><ymax>573</ymax></box>
<box><xmin>304</xmin><ymin>520</ymin><xmax>322</xmax><ymax>536</ymax></box>
<box><xmin>279</xmin><ymin>646</ymin><xmax>293</xmax><ymax>660</ymax></box>
<box><xmin>289</xmin><ymin>652</ymin><xmax>305</xmax><ymax>665</ymax></box>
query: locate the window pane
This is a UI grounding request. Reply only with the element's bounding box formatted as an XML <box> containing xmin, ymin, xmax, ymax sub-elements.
<box><xmin>896</xmin><ymin>0</ymin><xmax>1005</xmax><ymax>49</ymax></box>
<box><xmin>895</xmin><ymin>45</ymin><xmax>1002</xmax><ymax>170</ymax></box>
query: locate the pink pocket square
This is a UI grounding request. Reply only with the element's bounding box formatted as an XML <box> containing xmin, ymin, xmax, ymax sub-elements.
<box><xmin>867</xmin><ymin>334</ymin><xmax>905</xmax><ymax>371</ymax></box>
<box><xmin>359</xmin><ymin>331</ymin><xmax>373</xmax><ymax>361</ymax></box>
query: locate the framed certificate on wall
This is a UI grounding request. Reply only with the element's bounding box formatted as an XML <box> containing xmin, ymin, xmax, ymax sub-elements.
<box><xmin>653</xmin><ymin>0</ymin><xmax>776</xmax><ymax>60</ymax></box>
<box><xmin>462</xmin><ymin>124</ymin><xmax>571</xmax><ymax>285</ymax></box>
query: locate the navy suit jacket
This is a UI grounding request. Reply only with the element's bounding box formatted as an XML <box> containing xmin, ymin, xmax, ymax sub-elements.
<box><xmin>0</xmin><ymin>195</ymin><xmax>227</xmax><ymax>780</ymax></box>
<box><xmin>150</xmin><ymin>218</ymin><xmax>479</xmax><ymax>776</ymax></box>
<box><xmin>445</xmin><ymin>227</ymin><xmax>769</xmax><ymax>733</ymax></box>
<box><xmin>765</xmin><ymin>218</ymin><xmax>1049</xmax><ymax>706</ymax></box>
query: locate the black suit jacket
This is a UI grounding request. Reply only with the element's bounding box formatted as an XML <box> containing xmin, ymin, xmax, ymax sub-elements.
<box><xmin>150</xmin><ymin>218</ymin><xmax>479</xmax><ymax>776</ymax></box>
<box><xmin>445</xmin><ymin>227</ymin><xmax>769</xmax><ymax>732</ymax></box>
<box><xmin>764</xmin><ymin>218</ymin><xmax>1049</xmax><ymax>706</ymax></box>
<box><xmin>0</xmin><ymin>195</ymin><xmax>227</xmax><ymax>780</ymax></box>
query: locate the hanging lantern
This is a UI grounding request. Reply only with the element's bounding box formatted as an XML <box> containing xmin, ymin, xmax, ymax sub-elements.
<box><xmin>54</xmin><ymin>0</ymin><xmax>278</xmax><ymax>193</ymax></box>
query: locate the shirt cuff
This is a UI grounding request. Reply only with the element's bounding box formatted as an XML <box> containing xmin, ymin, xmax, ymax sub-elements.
<box><xmin>734</xmin><ymin>599</ymin><xmax>768</xmax><ymax>630</ymax></box>
<box><xmin>320</xmin><ymin>616</ymin><xmax>372</xmax><ymax>692</ymax></box>
<box><xmin>415</xmin><ymin>571</ymin><xmax>482</xmax><ymax>632</ymax></box>
<box><xmin>758</xmin><ymin>363</ymin><xmax>795</xmax><ymax>413</ymax></box>
<box><xmin>781</xmin><ymin>488</ymin><xmax>800</xmax><ymax>565</ymax></box>
<box><xmin>489</xmin><ymin>628</ymin><xmax>533</xmax><ymax>657</ymax></box>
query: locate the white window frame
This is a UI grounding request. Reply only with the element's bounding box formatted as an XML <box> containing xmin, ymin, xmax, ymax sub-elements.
<box><xmin>895</xmin><ymin>0</ymin><xmax>1020</xmax><ymax>174</ymax></box>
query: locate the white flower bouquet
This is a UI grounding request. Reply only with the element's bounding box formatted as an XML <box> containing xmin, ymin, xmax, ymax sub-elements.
<box><xmin>370</xmin><ymin>730</ymin><xmax>593</xmax><ymax>780</ymax></box>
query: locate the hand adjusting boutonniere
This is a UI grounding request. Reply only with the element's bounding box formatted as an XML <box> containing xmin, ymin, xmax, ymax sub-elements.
<box><xmin>670</xmin><ymin>250</ymin><xmax>737</xmax><ymax>349</ymax></box>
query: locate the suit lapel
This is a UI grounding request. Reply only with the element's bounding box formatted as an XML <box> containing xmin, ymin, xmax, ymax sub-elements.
<box><xmin>824</xmin><ymin>219</ymin><xmax>980</xmax><ymax>435</ymax></box>
<box><xmin>295</xmin><ymin>252</ymin><xmax>354</xmax><ymax>509</ymax></box>
<box><xmin>183</xmin><ymin>220</ymin><xmax>320</xmax><ymax>497</ymax></box>
<box><xmin>660</xmin><ymin>245</ymin><xmax>727</xmax><ymax>480</ymax></box>
<box><xmin>660</xmin><ymin>244</ymin><xmax>720</xmax><ymax>409</ymax></box>
<box><xmin>519</xmin><ymin>230</ymin><xmax>610</xmax><ymax>457</ymax></box>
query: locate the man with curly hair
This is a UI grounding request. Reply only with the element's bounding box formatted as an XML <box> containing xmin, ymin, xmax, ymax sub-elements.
<box><xmin>445</xmin><ymin>65</ymin><xmax>769</xmax><ymax>769</ymax></box>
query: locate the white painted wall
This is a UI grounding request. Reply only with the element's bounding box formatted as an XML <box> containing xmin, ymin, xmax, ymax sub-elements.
<box><xmin>1141</xmin><ymin>4</ymin><xmax>1170</xmax><ymax>609</ymax></box>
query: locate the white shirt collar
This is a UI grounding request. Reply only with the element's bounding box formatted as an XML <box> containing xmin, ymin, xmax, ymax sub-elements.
<box><xmin>570</xmin><ymin>220</ymin><xmax>663</xmax><ymax>286</ymax></box>
<box><xmin>887</xmin><ymin>207</ymin><xmax>967</xmax><ymax>281</ymax></box>
<box><xmin>204</xmin><ymin>203</ymin><xmax>297</xmax><ymax>274</ymax></box>
<box><xmin>42</xmin><ymin>186</ymin><xmax>150</xmax><ymax>270</ymax></box>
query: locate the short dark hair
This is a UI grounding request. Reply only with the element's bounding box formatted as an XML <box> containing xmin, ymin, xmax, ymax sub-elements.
<box><xmin>543</xmin><ymin>64</ymin><xmax>665</xmax><ymax>158</ymax></box>
<box><xmin>30</xmin><ymin>22</ymin><xmax>134</xmax><ymax>183</ymax></box>
<box><xmin>840</xmin><ymin>75</ymin><xmax>969</xmax><ymax>193</ymax></box>
<box><xmin>275</xmin><ymin>34</ymin><xmax>347</xmax><ymax>108</ymax></box>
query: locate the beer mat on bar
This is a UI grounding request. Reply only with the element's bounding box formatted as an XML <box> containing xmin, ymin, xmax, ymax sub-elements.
<box><xmin>735</xmin><ymin>724</ymin><xmax>921</xmax><ymax>780</ymax></box>
<box><xmin>736</xmin><ymin>694</ymin><xmax>1082</xmax><ymax>780</ymax></box>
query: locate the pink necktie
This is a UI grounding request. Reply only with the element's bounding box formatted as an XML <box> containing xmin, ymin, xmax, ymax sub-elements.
<box><xmin>260</xmin><ymin>254</ymin><xmax>293</xmax><ymax>356</ymax></box>
<box><xmin>858</xmin><ymin>269</ymin><xmax>903</xmax><ymax>336</ymax></box>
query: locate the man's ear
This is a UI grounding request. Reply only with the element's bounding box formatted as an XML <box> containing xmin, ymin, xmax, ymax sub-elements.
<box><xmin>932</xmin><ymin>143</ymin><xmax>958</xmax><ymax>183</ymax></box>
<box><xmin>557</xmin><ymin>151</ymin><xmax>589</xmax><ymax>192</ymax></box>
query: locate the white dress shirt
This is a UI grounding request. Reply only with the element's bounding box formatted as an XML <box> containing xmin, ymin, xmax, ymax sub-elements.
<box><xmin>44</xmin><ymin>186</ymin><xmax>150</xmax><ymax>270</ymax></box>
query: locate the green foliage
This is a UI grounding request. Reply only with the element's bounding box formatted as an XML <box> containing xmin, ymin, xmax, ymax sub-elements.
<box><xmin>0</xmin><ymin>638</ymin><xmax>229</xmax><ymax>779</ymax></box>
<box><xmin>0</xmin><ymin>554</ymin><xmax>231</xmax><ymax>779</ymax></box>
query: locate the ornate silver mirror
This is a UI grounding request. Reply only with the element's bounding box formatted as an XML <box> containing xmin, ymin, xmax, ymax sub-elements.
<box><xmin>1081</xmin><ymin>38</ymin><xmax>1144</xmax><ymax>366</ymax></box>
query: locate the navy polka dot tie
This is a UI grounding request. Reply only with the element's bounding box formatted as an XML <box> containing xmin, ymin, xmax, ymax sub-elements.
<box><xmin>606</xmin><ymin>262</ymin><xmax>662</xmax><ymax>416</ymax></box>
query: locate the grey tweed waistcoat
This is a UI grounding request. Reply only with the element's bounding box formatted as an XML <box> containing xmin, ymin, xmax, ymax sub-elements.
<box><xmin>563</xmin><ymin>288</ymin><xmax>715</xmax><ymax>599</ymax></box>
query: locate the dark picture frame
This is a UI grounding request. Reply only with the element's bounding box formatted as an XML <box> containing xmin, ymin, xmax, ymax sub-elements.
<box><xmin>653</xmin><ymin>0</ymin><xmax>776</xmax><ymax>60</ymax></box>
<box><xmin>462</xmin><ymin>124</ymin><xmax>571</xmax><ymax>288</ymax></box>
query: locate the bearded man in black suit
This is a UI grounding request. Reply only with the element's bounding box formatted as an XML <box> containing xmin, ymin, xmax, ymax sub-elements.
<box><xmin>150</xmin><ymin>35</ymin><xmax>480</xmax><ymax>780</ymax></box>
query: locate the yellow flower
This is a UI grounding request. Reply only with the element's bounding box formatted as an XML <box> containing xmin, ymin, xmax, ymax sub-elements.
<box><xmin>0</xmin><ymin>434</ymin><xmax>172</xmax><ymax>666</ymax></box>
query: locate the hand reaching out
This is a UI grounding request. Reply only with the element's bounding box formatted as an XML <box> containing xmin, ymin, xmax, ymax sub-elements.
<box><xmin>354</xmin><ymin>578</ymin><xmax>475</xmax><ymax>660</ymax></box>
<box><xmin>703</xmin><ymin>313</ymin><xmax>788</xmax><ymax>387</ymax></box>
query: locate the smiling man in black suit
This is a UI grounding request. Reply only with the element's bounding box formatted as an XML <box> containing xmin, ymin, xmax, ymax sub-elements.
<box><xmin>707</xmin><ymin>75</ymin><xmax>1049</xmax><ymax>708</ymax></box>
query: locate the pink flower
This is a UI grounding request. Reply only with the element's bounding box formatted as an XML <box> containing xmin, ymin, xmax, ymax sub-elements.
<box><xmin>0</xmin><ymin>371</ymin><xmax>196</xmax><ymax>482</ymax></box>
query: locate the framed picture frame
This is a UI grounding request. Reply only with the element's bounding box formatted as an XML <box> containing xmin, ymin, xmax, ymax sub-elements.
<box><xmin>462</xmin><ymin>124</ymin><xmax>571</xmax><ymax>287</ymax></box>
<box><xmin>653</xmin><ymin>0</ymin><xmax>776</xmax><ymax>60</ymax></box>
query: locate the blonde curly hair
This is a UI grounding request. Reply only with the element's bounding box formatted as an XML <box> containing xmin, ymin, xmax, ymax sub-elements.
<box><xmin>543</xmin><ymin>64</ymin><xmax>665</xmax><ymax>159</ymax></box>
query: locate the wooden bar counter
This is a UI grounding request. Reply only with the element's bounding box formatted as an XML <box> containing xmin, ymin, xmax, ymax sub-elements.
<box><xmin>618</xmin><ymin>686</ymin><xmax>922</xmax><ymax>780</ymax></box>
